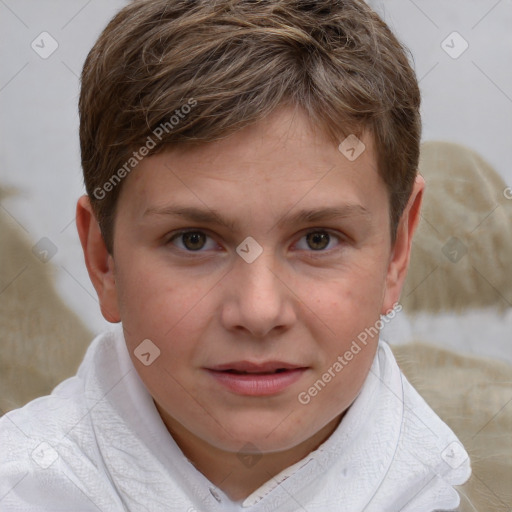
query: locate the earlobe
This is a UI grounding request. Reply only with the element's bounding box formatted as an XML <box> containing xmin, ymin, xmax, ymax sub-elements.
<box><xmin>76</xmin><ymin>195</ymin><xmax>121</xmax><ymax>323</ymax></box>
<box><xmin>381</xmin><ymin>175</ymin><xmax>425</xmax><ymax>314</ymax></box>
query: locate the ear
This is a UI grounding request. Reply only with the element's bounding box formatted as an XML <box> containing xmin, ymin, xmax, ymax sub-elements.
<box><xmin>76</xmin><ymin>195</ymin><xmax>121</xmax><ymax>323</ymax></box>
<box><xmin>381</xmin><ymin>174</ymin><xmax>425</xmax><ymax>314</ymax></box>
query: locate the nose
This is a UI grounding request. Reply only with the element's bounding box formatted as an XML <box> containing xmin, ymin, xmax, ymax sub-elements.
<box><xmin>220</xmin><ymin>251</ymin><xmax>297</xmax><ymax>339</ymax></box>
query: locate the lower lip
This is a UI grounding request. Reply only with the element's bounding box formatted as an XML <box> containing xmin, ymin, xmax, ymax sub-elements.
<box><xmin>206</xmin><ymin>369</ymin><xmax>307</xmax><ymax>396</ymax></box>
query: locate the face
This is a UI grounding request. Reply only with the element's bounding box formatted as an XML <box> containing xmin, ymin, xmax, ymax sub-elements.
<box><xmin>81</xmin><ymin>106</ymin><xmax>421</xmax><ymax>457</ymax></box>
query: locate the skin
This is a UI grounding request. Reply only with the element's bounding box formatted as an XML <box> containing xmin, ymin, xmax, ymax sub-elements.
<box><xmin>76</xmin><ymin>105</ymin><xmax>424</xmax><ymax>502</ymax></box>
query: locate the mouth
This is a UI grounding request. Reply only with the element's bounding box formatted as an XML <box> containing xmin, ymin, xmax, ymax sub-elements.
<box><xmin>221</xmin><ymin>368</ymin><xmax>290</xmax><ymax>375</ymax></box>
<box><xmin>205</xmin><ymin>361</ymin><xmax>308</xmax><ymax>396</ymax></box>
<box><xmin>208</xmin><ymin>361</ymin><xmax>305</xmax><ymax>373</ymax></box>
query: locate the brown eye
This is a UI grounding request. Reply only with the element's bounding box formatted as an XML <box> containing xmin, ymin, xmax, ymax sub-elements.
<box><xmin>168</xmin><ymin>230</ymin><xmax>219</xmax><ymax>254</ymax></box>
<box><xmin>306</xmin><ymin>231</ymin><xmax>330</xmax><ymax>250</ymax></box>
<box><xmin>181</xmin><ymin>231</ymin><xmax>207</xmax><ymax>251</ymax></box>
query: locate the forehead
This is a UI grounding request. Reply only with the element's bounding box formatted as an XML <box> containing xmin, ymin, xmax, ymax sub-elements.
<box><xmin>118</xmin><ymin>106</ymin><xmax>384</xmax><ymax>222</ymax></box>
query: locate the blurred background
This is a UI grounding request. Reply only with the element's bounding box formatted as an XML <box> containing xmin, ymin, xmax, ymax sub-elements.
<box><xmin>1</xmin><ymin>0</ymin><xmax>511</xmax><ymax>360</ymax></box>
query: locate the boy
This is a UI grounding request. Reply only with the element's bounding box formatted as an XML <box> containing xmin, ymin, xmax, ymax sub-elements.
<box><xmin>0</xmin><ymin>0</ymin><xmax>471</xmax><ymax>510</ymax></box>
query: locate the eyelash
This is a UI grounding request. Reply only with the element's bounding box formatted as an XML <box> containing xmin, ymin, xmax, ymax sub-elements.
<box><xmin>166</xmin><ymin>229</ymin><xmax>345</xmax><ymax>257</ymax></box>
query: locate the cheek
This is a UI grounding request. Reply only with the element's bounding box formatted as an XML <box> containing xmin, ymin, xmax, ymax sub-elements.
<box><xmin>309</xmin><ymin>258</ymin><xmax>387</xmax><ymax>333</ymax></box>
<box><xmin>116</xmin><ymin>263</ymin><xmax>214</xmax><ymax>400</ymax></box>
<box><xmin>300</xmin><ymin>254</ymin><xmax>387</xmax><ymax>381</ymax></box>
<box><xmin>114</xmin><ymin>255</ymin><xmax>213</xmax><ymax>350</ymax></box>
<box><xmin>298</xmin><ymin>279</ymin><xmax>381</xmax><ymax>416</ymax></box>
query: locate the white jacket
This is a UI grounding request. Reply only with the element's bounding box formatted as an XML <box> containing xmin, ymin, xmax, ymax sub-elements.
<box><xmin>0</xmin><ymin>325</ymin><xmax>471</xmax><ymax>511</ymax></box>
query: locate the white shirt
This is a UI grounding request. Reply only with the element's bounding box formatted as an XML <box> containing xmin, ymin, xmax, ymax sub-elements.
<box><xmin>0</xmin><ymin>325</ymin><xmax>471</xmax><ymax>511</ymax></box>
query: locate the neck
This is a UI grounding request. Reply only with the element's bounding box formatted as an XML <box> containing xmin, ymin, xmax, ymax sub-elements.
<box><xmin>156</xmin><ymin>405</ymin><xmax>344</xmax><ymax>502</ymax></box>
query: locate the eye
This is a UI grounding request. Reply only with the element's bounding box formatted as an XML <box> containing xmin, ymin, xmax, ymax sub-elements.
<box><xmin>168</xmin><ymin>230</ymin><xmax>218</xmax><ymax>252</ymax></box>
<box><xmin>294</xmin><ymin>230</ymin><xmax>342</xmax><ymax>252</ymax></box>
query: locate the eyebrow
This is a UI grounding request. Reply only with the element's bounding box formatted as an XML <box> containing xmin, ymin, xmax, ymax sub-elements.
<box><xmin>143</xmin><ymin>204</ymin><xmax>370</xmax><ymax>232</ymax></box>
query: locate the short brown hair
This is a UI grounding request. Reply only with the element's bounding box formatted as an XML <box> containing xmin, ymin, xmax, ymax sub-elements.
<box><xmin>79</xmin><ymin>0</ymin><xmax>421</xmax><ymax>253</ymax></box>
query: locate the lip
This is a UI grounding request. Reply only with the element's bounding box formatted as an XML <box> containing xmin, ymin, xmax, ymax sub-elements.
<box><xmin>205</xmin><ymin>361</ymin><xmax>308</xmax><ymax>396</ymax></box>
<box><xmin>208</xmin><ymin>360</ymin><xmax>303</xmax><ymax>373</ymax></box>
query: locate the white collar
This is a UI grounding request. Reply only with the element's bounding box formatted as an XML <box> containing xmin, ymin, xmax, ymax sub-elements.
<box><xmin>84</xmin><ymin>325</ymin><xmax>470</xmax><ymax>511</ymax></box>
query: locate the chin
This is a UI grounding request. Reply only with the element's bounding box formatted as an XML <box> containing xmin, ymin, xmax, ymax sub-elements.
<box><xmin>207</xmin><ymin>418</ymin><xmax>315</xmax><ymax>453</ymax></box>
